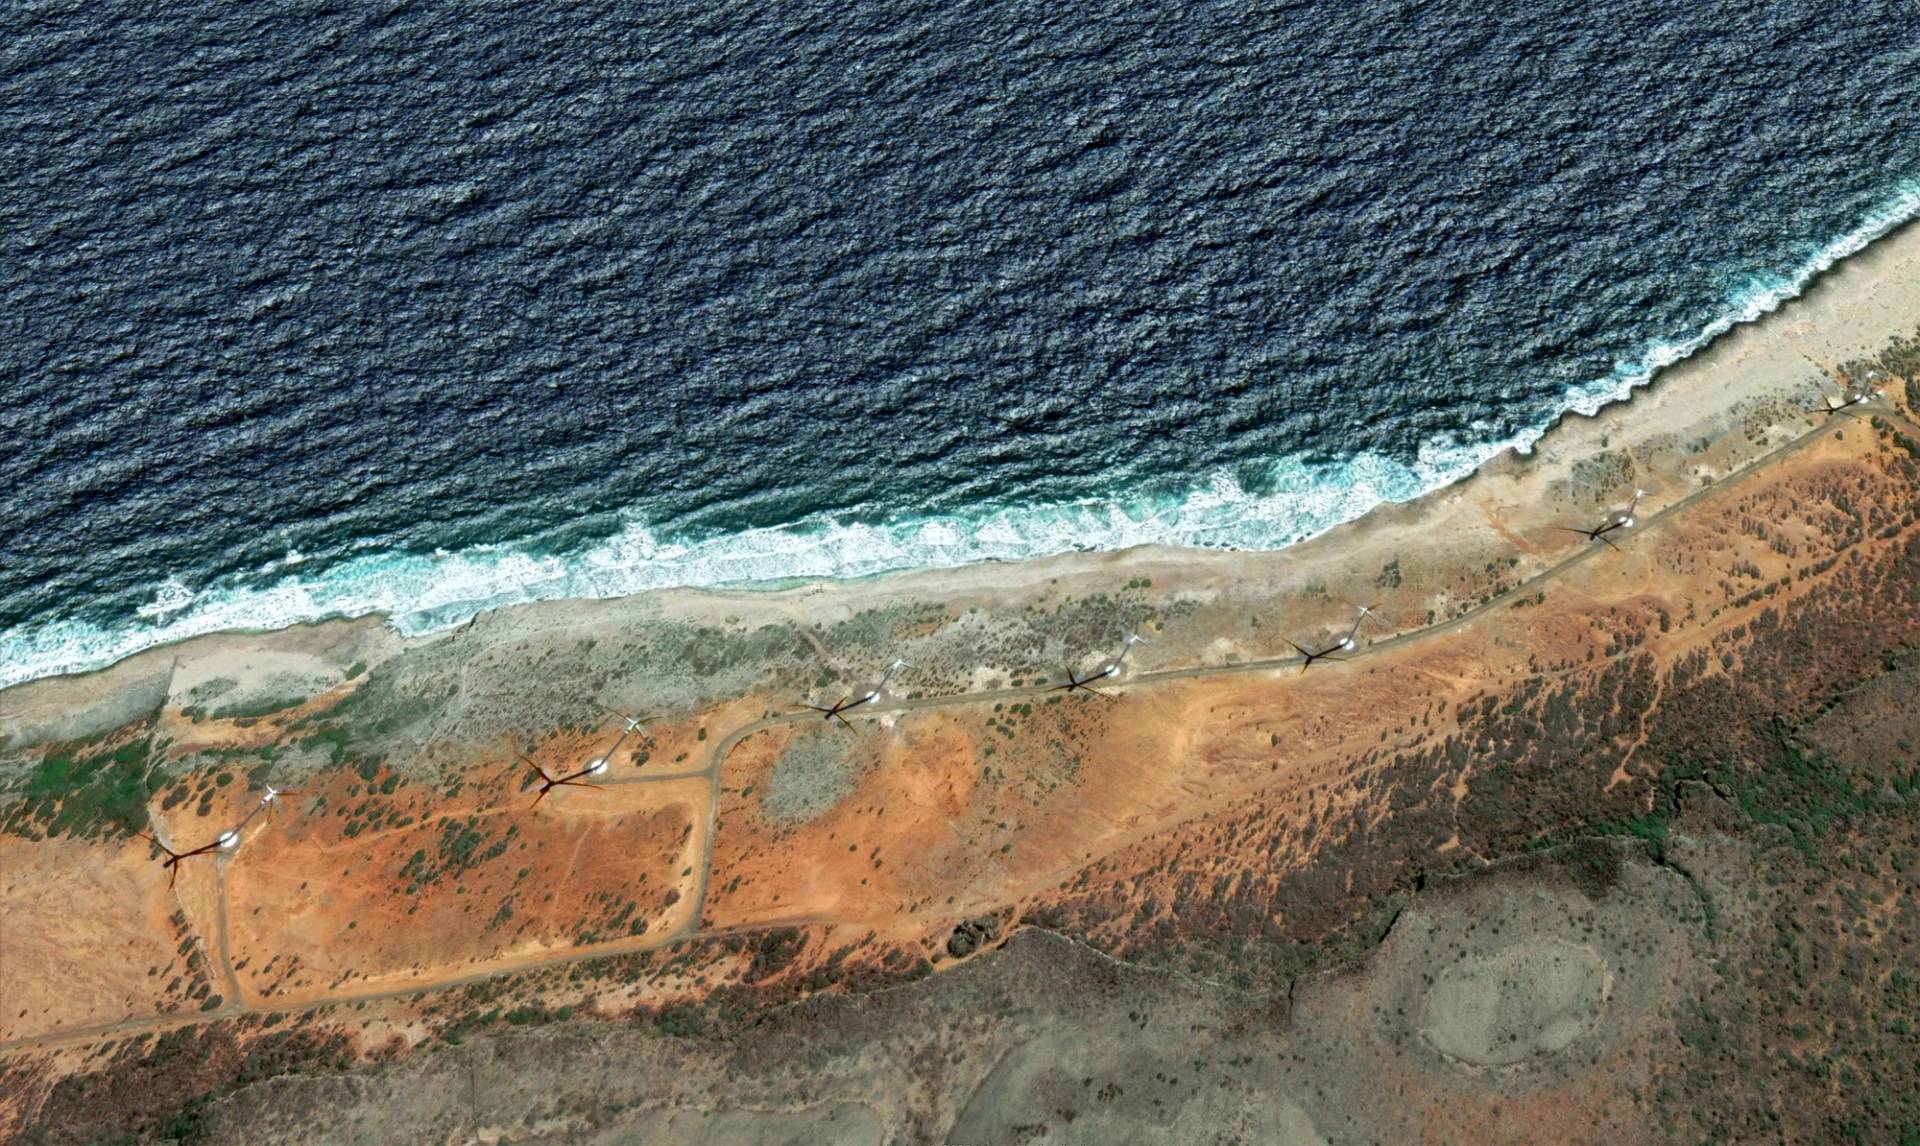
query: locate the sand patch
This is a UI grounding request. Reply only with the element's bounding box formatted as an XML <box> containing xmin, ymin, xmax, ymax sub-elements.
<box><xmin>1419</xmin><ymin>937</ymin><xmax>1609</xmax><ymax>1066</ymax></box>
<box><xmin>947</xmin><ymin>1027</ymin><xmax>1332</xmax><ymax>1146</ymax></box>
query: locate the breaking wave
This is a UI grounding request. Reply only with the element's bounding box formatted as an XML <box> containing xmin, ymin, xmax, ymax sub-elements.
<box><xmin>0</xmin><ymin>431</ymin><xmax>1520</xmax><ymax>691</ymax></box>
<box><xmin>1559</xmin><ymin>181</ymin><xmax>1920</xmax><ymax>416</ymax></box>
<box><xmin>4</xmin><ymin>186</ymin><xmax>1919</xmax><ymax>694</ymax></box>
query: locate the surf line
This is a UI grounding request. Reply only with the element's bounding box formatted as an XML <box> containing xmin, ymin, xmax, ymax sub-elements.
<box><xmin>5</xmin><ymin>184</ymin><xmax>1920</xmax><ymax>694</ymax></box>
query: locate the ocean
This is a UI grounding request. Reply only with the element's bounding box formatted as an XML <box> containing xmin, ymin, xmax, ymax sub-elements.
<box><xmin>3</xmin><ymin>1</ymin><xmax>1918</xmax><ymax>690</ymax></box>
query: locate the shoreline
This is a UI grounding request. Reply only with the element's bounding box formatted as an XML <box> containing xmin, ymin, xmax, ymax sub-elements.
<box><xmin>5</xmin><ymin>211</ymin><xmax>1920</xmax><ymax>719</ymax></box>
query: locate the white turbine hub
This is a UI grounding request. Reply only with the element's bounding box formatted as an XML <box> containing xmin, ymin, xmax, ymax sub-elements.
<box><xmin>589</xmin><ymin>758</ymin><xmax>608</xmax><ymax>774</ymax></box>
<box><xmin>218</xmin><ymin>831</ymin><xmax>238</xmax><ymax>848</ymax></box>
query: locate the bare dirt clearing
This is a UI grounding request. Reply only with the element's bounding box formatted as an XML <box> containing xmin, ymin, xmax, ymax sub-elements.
<box><xmin>225</xmin><ymin>774</ymin><xmax>708</xmax><ymax>1004</ymax></box>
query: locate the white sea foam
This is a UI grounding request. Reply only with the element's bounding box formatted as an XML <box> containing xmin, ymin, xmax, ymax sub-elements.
<box><xmin>5</xmin><ymin>185</ymin><xmax>1920</xmax><ymax>693</ymax></box>
<box><xmin>133</xmin><ymin>577</ymin><xmax>197</xmax><ymax>622</ymax></box>
<box><xmin>1553</xmin><ymin>180</ymin><xmax>1920</xmax><ymax>421</ymax></box>
<box><xmin>0</xmin><ymin>431</ymin><xmax>1530</xmax><ymax>691</ymax></box>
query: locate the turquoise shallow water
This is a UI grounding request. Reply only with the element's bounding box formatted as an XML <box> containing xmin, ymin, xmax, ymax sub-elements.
<box><xmin>3</xmin><ymin>1</ymin><xmax>1919</xmax><ymax>689</ymax></box>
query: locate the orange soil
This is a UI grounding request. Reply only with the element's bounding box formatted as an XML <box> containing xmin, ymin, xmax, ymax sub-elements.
<box><xmin>701</xmin><ymin>651</ymin><xmax>1476</xmax><ymax>940</ymax></box>
<box><xmin>0</xmin><ymin>834</ymin><xmax>204</xmax><ymax>1041</ymax></box>
<box><xmin>222</xmin><ymin>767</ymin><xmax>708</xmax><ymax>1004</ymax></box>
<box><xmin>698</xmin><ymin>424</ymin><xmax>1917</xmax><ymax>952</ymax></box>
<box><xmin>3</xmin><ymin>402</ymin><xmax>1915</xmax><ymax>1055</ymax></box>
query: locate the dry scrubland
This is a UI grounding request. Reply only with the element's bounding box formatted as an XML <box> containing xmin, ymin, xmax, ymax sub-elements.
<box><xmin>7</xmin><ymin>232</ymin><xmax>1920</xmax><ymax>1141</ymax></box>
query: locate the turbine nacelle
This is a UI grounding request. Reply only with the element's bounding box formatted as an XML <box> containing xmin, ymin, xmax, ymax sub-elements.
<box><xmin>217</xmin><ymin>831</ymin><xmax>239</xmax><ymax>849</ymax></box>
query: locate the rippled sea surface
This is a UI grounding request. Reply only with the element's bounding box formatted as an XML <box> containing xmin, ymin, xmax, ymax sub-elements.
<box><xmin>3</xmin><ymin>1</ymin><xmax>1918</xmax><ymax>686</ymax></box>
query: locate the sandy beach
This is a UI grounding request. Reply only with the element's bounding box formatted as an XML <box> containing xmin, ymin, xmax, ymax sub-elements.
<box><xmin>7</xmin><ymin>217</ymin><xmax>1918</xmax><ymax>742</ymax></box>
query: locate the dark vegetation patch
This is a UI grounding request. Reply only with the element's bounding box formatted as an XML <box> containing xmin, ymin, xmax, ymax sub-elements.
<box><xmin>207</xmin><ymin>694</ymin><xmax>307</xmax><ymax>723</ymax></box>
<box><xmin>1643</xmin><ymin>651</ymin><xmax>1920</xmax><ymax>1143</ymax></box>
<box><xmin>744</xmin><ymin>927</ymin><xmax>808</xmax><ymax>982</ymax></box>
<box><xmin>397</xmin><ymin>817</ymin><xmax>516</xmax><ymax>894</ymax></box>
<box><xmin>569</xmin><ymin>885</ymin><xmax>656</xmax><ymax>946</ymax></box>
<box><xmin>1027</xmin><ymin>464</ymin><xmax>1920</xmax><ymax>1005</ymax></box>
<box><xmin>9</xmin><ymin>1021</ymin><xmax>354</xmax><ymax>1146</ymax></box>
<box><xmin>390</xmin><ymin>927</ymin><xmax>906</xmax><ymax>1054</ymax></box>
<box><xmin>2</xmin><ymin>733</ymin><xmax>156</xmax><ymax>842</ymax></box>
<box><xmin>1651</xmin><ymin>803</ymin><xmax>1920</xmax><ymax>1144</ymax></box>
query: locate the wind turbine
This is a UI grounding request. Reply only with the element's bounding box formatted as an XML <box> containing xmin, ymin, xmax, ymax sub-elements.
<box><xmin>231</xmin><ymin>783</ymin><xmax>296</xmax><ymax>836</ymax></box>
<box><xmin>1555</xmin><ymin>488</ymin><xmax>1644</xmax><ymax>553</ymax></box>
<box><xmin>522</xmin><ymin>755</ymin><xmax>608</xmax><ymax>808</ymax></box>
<box><xmin>799</xmin><ymin>658</ymin><xmax>912</xmax><ymax>729</ymax></box>
<box><xmin>594</xmin><ymin>704</ymin><xmax>657</xmax><ymax>767</ymax></box>
<box><xmin>137</xmin><ymin>828</ymin><xmax>238</xmax><ymax>889</ymax></box>
<box><xmin>1049</xmin><ymin>635</ymin><xmax>1146</xmax><ymax>699</ymax></box>
<box><xmin>1819</xmin><ymin>369</ymin><xmax>1885</xmax><ymax>418</ymax></box>
<box><xmin>1282</xmin><ymin>605</ymin><xmax>1380</xmax><ymax>673</ymax></box>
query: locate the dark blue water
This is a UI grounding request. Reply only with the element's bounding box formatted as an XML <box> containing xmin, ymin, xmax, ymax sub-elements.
<box><xmin>4</xmin><ymin>1</ymin><xmax>1918</xmax><ymax>686</ymax></box>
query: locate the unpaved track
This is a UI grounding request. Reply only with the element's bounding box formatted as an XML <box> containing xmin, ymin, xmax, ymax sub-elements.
<box><xmin>4</xmin><ymin>406</ymin><xmax>1912</xmax><ymax>1058</ymax></box>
